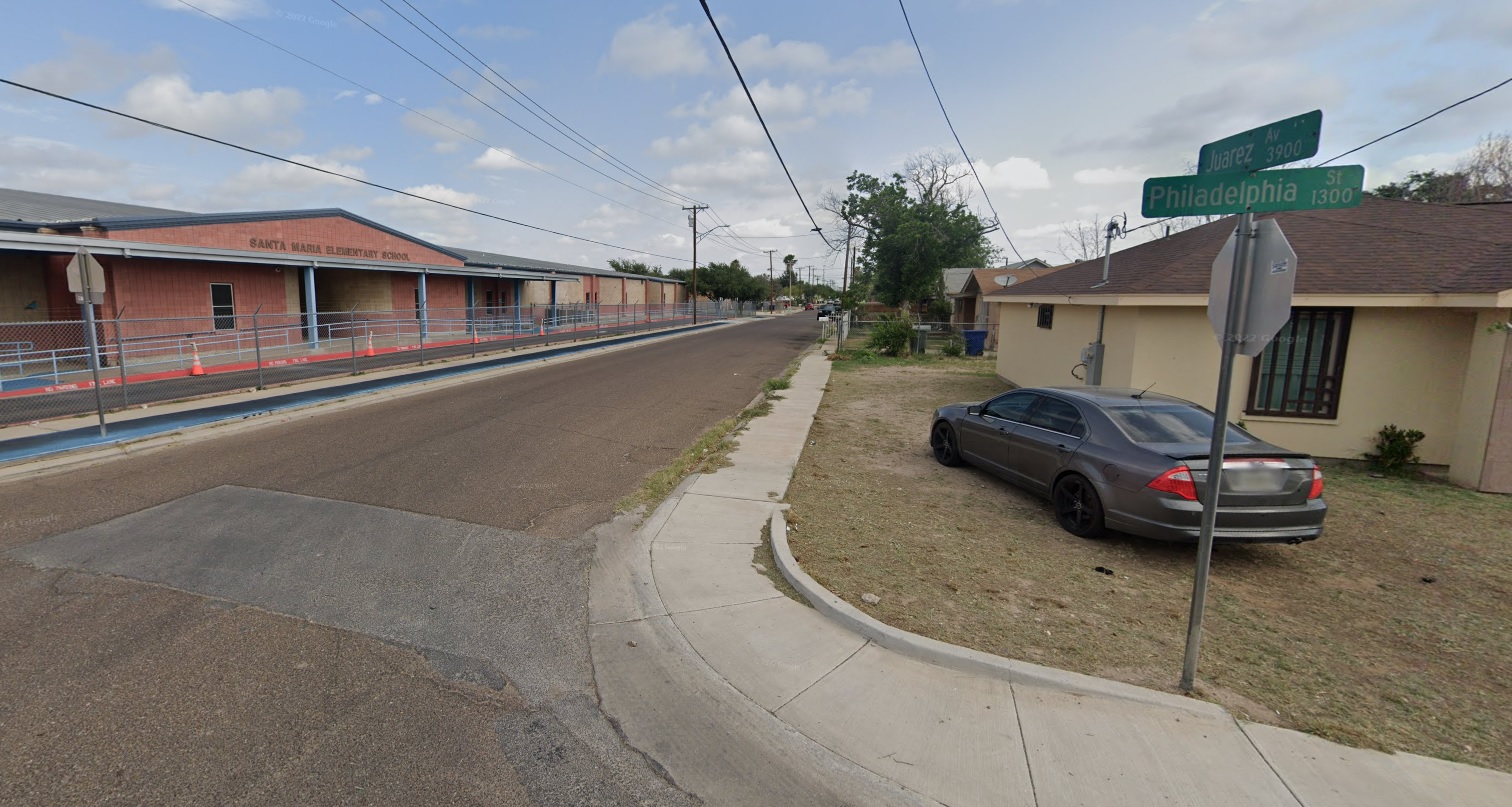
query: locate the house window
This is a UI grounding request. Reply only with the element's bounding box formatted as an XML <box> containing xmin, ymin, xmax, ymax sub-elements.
<box><xmin>210</xmin><ymin>283</ymin><xmax>235</xmax><ymax>330</ymax></box>
<box><xmin>1247</xmin><ymin>308</ymin><xmax>1352</xmax><ymax>419</ymax></box>
<box><xmin>1036</xmin><ymin>304</ymin><xmax>1054</xmax><ymax>329</ymax></box>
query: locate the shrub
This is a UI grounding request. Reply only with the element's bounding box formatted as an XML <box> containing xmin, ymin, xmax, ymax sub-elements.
<box><xmin>866</xmin><ymin>315</ymin><xmax>916</xmax><ymax>356</ymax></box>
<box><xmin>1365</xmin><ymin>424</ymin><xmax>1425</xmax><ymax>475</ymax></box>
<box><xmin>940</xmin><ymin>333</ymin><xmax>965</xmax><ymax>357</ymax></box>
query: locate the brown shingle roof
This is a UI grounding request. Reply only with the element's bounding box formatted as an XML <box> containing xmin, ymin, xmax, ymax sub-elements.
<box><xmin>989</xmin><ymin>196</ymin><xmax>1512</xmax><ymax>298</ymax></box>
<box><xmin>957</xmin><ymin>265</ymin><xmax>1067</xmax><ymax>296</ymax></box>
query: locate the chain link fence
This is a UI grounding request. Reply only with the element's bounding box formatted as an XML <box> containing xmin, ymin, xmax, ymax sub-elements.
<box><xmin>843</xmin><ymin>319</ymin><xmax>1000</xmax><ymax>355</ymax></box>
<box><xmin>0</xmin><ymin>302</ymin><xmax>741</xmax><ymax>428</ymax></box>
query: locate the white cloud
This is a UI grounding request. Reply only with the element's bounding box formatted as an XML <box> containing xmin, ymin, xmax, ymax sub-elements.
<box><xmin>651</xmin><ymin>115</ymin><xmax>765</xmax><ymax>158</ymax></box>
<box><xmin>457</xmin><ymin>23</ymin><xmax>533</xmax><ymax>41</ymax></box>
<box><xmin>401</xmin><ymin>107</ymin><xmax>481</xmax><ymax>152</ymax></box>
<box><xmin>327</xmin><ymin>145</ymin><xmax>374</xmax><ymax>161</ymax></box>
<box><xmin>729</xmin><ymin>218</ymin><xmax>796</xmax><ymax>238</ymax></box>
<box><xmin>601</xmin><ymin>13</ymin><xmax>709</xmax><ymax>77</ymax></box>
<box><xmin>730</xmin><ymin>34</ymin><xmax>913</xmax><ymax>75</ymax></box>
<box><xmin>118</xmin><ymin>73</ymin><xmax>303</xmax><ymax>147</ymax></box>
<box><xmin>363</xmin><ymin>93</ymin><xmax>382</xmax><ymax>105</ymax></box>
<box><xmin>16</xmin><ymin>36</ymin><xmax>177</xmax><ymax>94</ymax></box>
<box><xmin>370</xmin><ymin>184</ymin><xmax>487</xmax><ymax>246</ymax></box>
<box><xmin>205</xmin><ymin>148</ymin><xmax>370</xmax><ymax>209</ymax></box>
<box><xmin>1011</xmin><ymin>222</ymin><xmax>1063</xmax><ymax>239</ymax></box>
<box><xmin>0</xmin><ymin>135</ymin><xmax>132</xmax><ymax>198</ymax></box>
<box><xmin>657</xmin><ymin>233</ymin><xmax>687</xmax><ymax>248</ymax></box>
<box><xmin>334</xmin><ymin>89</ymin><xmax>359</xmax><ymax>100</ymax></box>
<box><xmin>1072</xmin><ymin>165</ymin><xmax>1145</xmax><ymax>185</ymax></box>
<box><xmin>667</xmin><ymin>149</ymin><xmax>775</xmax><ymax>191</ymax></box>
<box><xmin>146</xmin><ymin>0</ymin><xmax>267</xmax><ymax>19</ymax></box>
<box><xmin>472</xmin><ymin>147</ymin><xmax>529</xmax><ymax>171</ymax></box>
<box><xmin>577</xmin><ymin>204</ymin><xmax>637</xmax><ymax>234</ymax></box>
<box><xmin>972</xmin><ymin>157</ymin><xmax>1051</xmax><ymax>191</ymax></box>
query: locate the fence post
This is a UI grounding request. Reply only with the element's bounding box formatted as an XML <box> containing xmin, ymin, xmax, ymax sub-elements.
<box><xmin>252</xmin><ymin>306</ymin><xmax>264</xmax><ymax>390</ymax></box>
<box><xmin>349</xmin><ymin>304</ymin><xmax>359</xmax><ymax>375</ymax></box>
<box><xmin>113</xmin><ymin>307</ymin><xmax>129</xmax><ymax>407</ymax></box>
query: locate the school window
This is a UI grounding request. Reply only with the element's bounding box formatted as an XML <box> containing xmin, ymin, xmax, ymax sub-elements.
<box><xmin>1247</xmin><ymin>308</ymin><xmax>1352</xmax><ymax>419</ymax></box>
<box><xmin>210</xmin><ymin>283</ymin><xmax>235</xmax><ymax>330</ymax></box>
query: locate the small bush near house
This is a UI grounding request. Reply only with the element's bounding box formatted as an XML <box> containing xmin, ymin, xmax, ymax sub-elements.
<box><xmin>1365</xmin><ymin>424</ymin><xmax>1426</xmax><ymax>475</ymax></box>
<box><xmin>940</xmin><ymin>332</ymin><xmax>966</xmax><ymax>357</ymax></box>
<box><xmin>866</xmin><ymin>315</ymin><xmax>916</xmax><ymax>356</ymax></box>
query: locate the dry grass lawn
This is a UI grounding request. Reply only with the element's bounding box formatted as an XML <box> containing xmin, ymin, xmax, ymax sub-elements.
<box><xmin>784</xmin><ymin>352</ymin><xmax>1512</xmax><ymax>773</ymax></box>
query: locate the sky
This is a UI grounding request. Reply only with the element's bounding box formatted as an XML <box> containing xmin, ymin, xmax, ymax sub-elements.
<box><xmin>2</xmin><ymin>0</ymin><xmax>1509</xmax><ymax>286</ymax></box>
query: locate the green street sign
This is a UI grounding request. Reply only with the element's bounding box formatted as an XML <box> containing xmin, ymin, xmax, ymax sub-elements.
<box><xmin>1198</xmin><ymin>110</ymin><xmax>1322</xmax><ymax>175</ymax></box>
<box><xmin>1142</xmin><ymin>164</ymin><xmax>1365</xmax><ymax>218</ymax></box>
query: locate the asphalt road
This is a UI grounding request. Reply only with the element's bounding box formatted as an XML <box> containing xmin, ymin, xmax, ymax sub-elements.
<box><xmin>0</xmin><ymin>315</ymin><xmax>819</xmax><ymax>806</ymax></box>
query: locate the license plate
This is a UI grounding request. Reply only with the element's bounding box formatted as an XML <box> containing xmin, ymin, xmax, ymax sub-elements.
<box><xmin>1225</xmin><ymin>463</ymin><xmax>1287</xmax><ymax>493</ymax></box>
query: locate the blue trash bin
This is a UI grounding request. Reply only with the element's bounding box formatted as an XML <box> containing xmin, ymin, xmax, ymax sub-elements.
<box><xmin>963</xmin><ymin>330</ymin><xmax>987</xmax><ymax>356</ymax></box>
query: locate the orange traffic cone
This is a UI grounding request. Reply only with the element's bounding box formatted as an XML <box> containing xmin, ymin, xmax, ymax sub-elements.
<box><xmin>364</xmin><ymin>332</ymin><xmax>375</xmax><ymax>357</ymax></box>
<box><xmin>188</xmin><ymin>343</ymin><xmax>205</xmax><ymax>376</ymax></box>
<box><xmin>538</xmin><ymin>321</ymin><xmax>545</xmax><ymax>337</ymax></box>
<box><xmin>472</xmin><ymin>330</ymin><xmax>480</xmax><ymax>345</ymax></box>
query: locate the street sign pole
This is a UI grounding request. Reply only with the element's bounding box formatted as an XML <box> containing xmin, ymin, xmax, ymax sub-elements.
<box><xmin>79</xmin><ymin>268</ymin><xmax>108</xmax><ymax>438</ymax></box>
<box><xmin>1180</xmin><ymin>211</ymin><xmax>1255</xmax><ymax>693</ymax></box>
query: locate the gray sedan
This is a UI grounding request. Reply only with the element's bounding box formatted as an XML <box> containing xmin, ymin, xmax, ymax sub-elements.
<box><xmin>930</xmin><ymin>386</ymin><xmax>1326</xmax><ymax>543</ymax></box>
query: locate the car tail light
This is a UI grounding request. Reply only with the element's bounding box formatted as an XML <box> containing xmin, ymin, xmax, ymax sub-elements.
<box><xmin>1147</xmin><ymin>466</ymin><xmax>1198</xmax><ymax>500</ymax></box>
<box><xmin>1307</xmin><ymin>466</ymin><xmax>1324</xmax><ymax>499</ymax></box>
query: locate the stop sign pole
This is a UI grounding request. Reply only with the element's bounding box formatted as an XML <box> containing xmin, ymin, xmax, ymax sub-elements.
<box><xmin>1179</xmin><ymin>211</ymin><xmax>1255</xmax><ymax>693</ymax></box>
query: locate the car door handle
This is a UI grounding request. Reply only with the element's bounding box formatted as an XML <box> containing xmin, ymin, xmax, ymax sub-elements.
<box><xmin>997</xmin><ymin>427</ymin><xmax>1010</xmax><ymax>433</ymax></box>
<box><xmin>1056</xmin><ymin>444</ymin><xmax>1071</xmax><ymax>453</ymax></box>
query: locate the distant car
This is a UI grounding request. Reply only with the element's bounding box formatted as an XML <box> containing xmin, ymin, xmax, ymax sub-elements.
<box><xmin>817</xmin><ymin>304</ymin><xmax>838</xmax><ymax>318</ymax></box>
<box><xmin>929</xmin><ymin>387</ymin><xmax>1326</xmax><ymax>543</ymax></box>
<box><xmin>804</xmin><ymin>302</ymin><xmax>815</xmax><ymax>310</ymax></box>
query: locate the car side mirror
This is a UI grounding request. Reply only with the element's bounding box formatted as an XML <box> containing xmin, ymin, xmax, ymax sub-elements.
<box><xmin>967</xmin><ymin>405</ymin><xmax>982</xmax><ymax>416</ymax></box>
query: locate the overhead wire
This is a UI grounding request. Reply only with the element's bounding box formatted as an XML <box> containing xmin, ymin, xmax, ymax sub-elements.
<box><xmin>394</xmin><ymin>0</ymin><xmax>706</xmax><ymax>208</ymax></box>
<box><xmin>172</xmin><ymin>0</ymin><xmax>686</xmax><ymax>230</ymax></box>
<box><xmin>0</xmin><ymin>78</ymin><xmax>692</xmax><ymax>263</ymax></box>
<box><xmin>896</xmin><ymin>0</ymin><xmax>1031</xmax><ymax>272</ymax></box>
<box><xmin>327</xmin><ymin>0</ymin><xmax>687</xmax><ymax>208</ymax></box>
<box><xmin>1122</xmin><ymin>73</ymin><xmax>1512</xmax><ymax>237</ymax></box>
<box><xmin>698</xmin><ymin>0</ymin><xmax>834</xmax><ymax>250</ymax></box>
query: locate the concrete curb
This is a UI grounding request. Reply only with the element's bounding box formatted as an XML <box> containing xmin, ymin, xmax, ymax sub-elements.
<box><xmin>768</xmin><ymin>506</ymin><xmax>1228</xmax><ymax>719</ymax></box>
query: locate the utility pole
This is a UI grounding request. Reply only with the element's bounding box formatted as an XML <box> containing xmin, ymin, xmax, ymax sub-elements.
<box><xmin>683</xmin><ymin>204</ymin><xmax>707</xmax><ymax>324</ymax></box>
<box><xmin>765</xmin><ymin>249</ymin><xmax>777</xmax><ymax>313</ymax></box>
<box><xmin>838</xmin><ymin>224</ymin><xmax>853</xmax><ymax>351</ymax></box>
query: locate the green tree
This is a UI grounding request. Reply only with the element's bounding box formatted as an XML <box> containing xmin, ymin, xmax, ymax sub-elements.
<box><xmin>823</xmin><ymin>151</ymin><xmax>992</xmax><ymax>313</ymax></box>
<box><xmin>608</xmin><ymin>258</ymin><xmax>665</xmax><ymax>276</ymax></box>
<box><xmin>1367</xmin><ymin>169</ymin><xmax>1472</xmax><ymax>203</ymax></box>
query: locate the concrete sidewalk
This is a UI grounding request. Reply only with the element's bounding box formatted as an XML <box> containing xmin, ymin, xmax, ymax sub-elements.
<box><xmin>590</xmin><ymin>349</ymin><xmax>1512</xmax><ymax>807</ymax></box>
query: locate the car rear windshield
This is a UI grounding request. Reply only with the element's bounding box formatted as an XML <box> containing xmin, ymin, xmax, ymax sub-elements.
<box><xmin>1104</xmin><ymin>403</ymin><xmax>1252</xmax><ymax>445</ymax></box>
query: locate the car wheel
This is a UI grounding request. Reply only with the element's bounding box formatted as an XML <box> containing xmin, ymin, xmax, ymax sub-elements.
<box><xmin>1053</xmin><ymin>474</ymin><xmax>1106</xmax><ymax>538</ymax></box>
<box><xmin>930</xmin><ymin>422</ymin><xmax>964</xmax><ymax>467</ymax></box>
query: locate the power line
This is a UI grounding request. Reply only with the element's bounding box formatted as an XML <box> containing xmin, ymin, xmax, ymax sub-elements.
<box><xmin>0</xmin><ymin>78</ymin><xmax>691</xmax><ymax>263</ymax></box>
<box><xmin>172</xmin><ymin>0</ymin><xmax>686</xmax><ymax>230</ymax></box>
<box><xmin>328</xmin><ymin>0</ymin><xmax>686</xmax><ymax>208</ymax></box>
<box><xmin>1319</xmin><ymin>74</ymin><xmax>1512</xmax><ymax>165</ymax></box>
<box><xmin>1124</xmin><ymin>74</ymin><xmax>1512</xmax><ymax>237</ymax></box>
<box><xmin>896</xmin><ymin>0</ymin><xmax>1029</xmax><ymax>269</ymax></box>
<box><xmin>395</xmin><ymin>0</ymin><xmax>706</xmax><ymax>209</ymax></box>
<box><xmin>377</xmin><ymin>0</ymin><xmax>702</xmax><ymax>209</ymax></box>
<box><xmin>698</xmin><ymin>0</ymin><xmax>833</xmax><ymax>250</ymax></box>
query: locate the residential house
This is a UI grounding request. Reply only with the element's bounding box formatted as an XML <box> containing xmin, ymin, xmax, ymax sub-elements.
<box><xmin>983</xmin><ymin>197</ymin><xmax>1512</xmax><ymax>493</ymax></box>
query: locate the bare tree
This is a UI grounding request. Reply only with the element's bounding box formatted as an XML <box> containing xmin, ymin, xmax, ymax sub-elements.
<box><xmin>1057</xmin><ymin>218</ymin><xmax>1104</xmax><ymax>264</ymax></box>
<box><xmin>1459</xmin><ymin>131</ymin><xmax>1512</xmax><ymax>202</ymax></box>
<box><xmin>903</xmin><ymin>148</ymin><xmax>974</xmax><ymax>207</ymax></box>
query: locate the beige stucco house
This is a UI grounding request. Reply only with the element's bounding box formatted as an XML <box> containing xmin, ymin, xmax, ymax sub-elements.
<box><xmin>985</xmin><ymin>197</ymin><xmax>1512</xmax><ymax>493</ymax></box>
<box><xmin>947</xmin><ymin>259</ymin><xmax>1055</xmax><ymax>328</ymax></box>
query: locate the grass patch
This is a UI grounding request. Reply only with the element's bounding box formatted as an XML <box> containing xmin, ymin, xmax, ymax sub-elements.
<box><xmin>762</xmin><ymin>377</ymin><xmax>792</xmax><ymax>394</ymax></box>
<box><xmin>784</xmin><ymin>359</ymin><xmax>1512</xmax><ymax>773</ymax></box>
<box><xmin>616</xmin><ymin>360</ymin><xmax>800</xmax><ymax>514</ymax></box>
<box><xmin>754</xmin><ymin>520</ymin><xmax>811</xmax><ymax>607</ymax></box>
